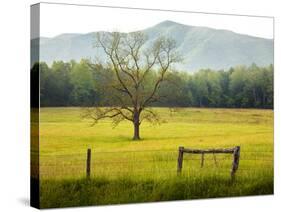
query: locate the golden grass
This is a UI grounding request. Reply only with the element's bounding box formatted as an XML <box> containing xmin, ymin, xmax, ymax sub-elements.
<box><xmin>37</xmin><ymin>107</ymin><xmax>273</xmax><ymax>208</ymax></box>
<box><xmin>38</xmin><ymin>107</ymin><xmax>273</xmax><ymax>179</ymax></box>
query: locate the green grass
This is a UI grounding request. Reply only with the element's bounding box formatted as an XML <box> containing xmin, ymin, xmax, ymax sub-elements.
<box><xmin>37</xmin><ymin>107</ymin><xmax>273</xmax><ymax>208</ymax></box>
<box><xmin>40</xmin><ymin>174</ymin><xmax>273</xmax><ymax>208</ymax></box>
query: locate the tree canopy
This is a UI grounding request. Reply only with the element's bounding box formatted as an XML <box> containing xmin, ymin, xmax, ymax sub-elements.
<box><xmin>82</xmin><ymin>32</ymin><xmax>181</xmax><ymax>140</ymax></box>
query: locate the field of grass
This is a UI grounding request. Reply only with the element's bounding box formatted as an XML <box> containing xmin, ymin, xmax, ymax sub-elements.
<box><xmin>37</xmin><ymin>107</ymin><xmax>274</xmax><ymax>208</ymax></box>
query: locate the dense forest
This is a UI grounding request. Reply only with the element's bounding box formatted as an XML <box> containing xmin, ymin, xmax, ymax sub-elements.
<box><xmin>32</xmin><ymin>60</ymin><xmax>273</xmax><ymax>108</ymax></box>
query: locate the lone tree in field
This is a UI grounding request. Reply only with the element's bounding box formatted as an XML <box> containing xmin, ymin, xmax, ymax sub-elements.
<box><xmin>84</xmin><ymin>31</ymin><xmax>181</xmax><ymax>140</ymax></box>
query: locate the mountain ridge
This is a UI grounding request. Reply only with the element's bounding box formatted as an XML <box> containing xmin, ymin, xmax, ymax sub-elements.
<box><xmin>34</xmin><ymin>20</ymin><xmax>273</xmax><ymax>71</ymax></box>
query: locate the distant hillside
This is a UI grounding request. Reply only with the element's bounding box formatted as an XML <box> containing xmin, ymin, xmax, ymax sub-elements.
<box><xmin>33</xmin><ymin>20</ymin><xmax>273</xmax><ymax>71</ymax></box>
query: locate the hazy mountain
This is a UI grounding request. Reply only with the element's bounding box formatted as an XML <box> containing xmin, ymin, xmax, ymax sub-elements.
<box><xmin>35</xmin><ymin>20</ymin><xmax>273</xmax><ymax>71</ymax></box>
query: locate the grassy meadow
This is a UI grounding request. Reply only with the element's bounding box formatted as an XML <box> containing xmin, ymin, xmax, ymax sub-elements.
<box><xmin>38</xmin><ymin>107</ymin><xmax>273</xmax><ymax>208</ymax></box>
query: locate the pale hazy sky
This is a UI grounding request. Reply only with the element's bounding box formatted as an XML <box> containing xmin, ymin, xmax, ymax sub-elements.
<box><xmin>39</xmin><ymin>3</ymin><xmax>274</xmax><ymax>39</ymax></box>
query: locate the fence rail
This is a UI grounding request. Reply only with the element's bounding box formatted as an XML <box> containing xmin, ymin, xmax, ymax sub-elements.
<box><xmin>37</xmin><ymin>149</ymin><xmax>273</xmax><ymax>156</ymax></box>
<box><xmin>177</xmin><ymin>146</ymin><xmax>240</xmax><ymax>180</ymax></box>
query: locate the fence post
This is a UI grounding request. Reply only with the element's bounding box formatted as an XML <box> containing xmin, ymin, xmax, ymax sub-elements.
<box><xmin>201</xmin><ymin>153</ymin><xmax>204</xmax><ymax>168</ymax></box>
<box><xmin>213</xmin><ymin>153</ymin><xmax>218</xmax><ymax>167</ymax></box>
<box><xmin>86</xmin><ymin>148</ymin><xmax>91</xmax><ymax>178</ymax></box>
<box><xmin>231</xmin><ymin>146</ymin><xmax>240</xmax><ymax>180</ymax></box>
<box><xmin>177</xmin><ymin>146</ymin><xmax>184</xmax><ymax>174</ymax></box>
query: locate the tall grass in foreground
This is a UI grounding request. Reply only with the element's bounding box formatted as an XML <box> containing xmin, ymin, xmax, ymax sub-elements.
<box><xmin>40</xmin><ymin>171</ymin><xmax>273</xmax><ymax>208</ymax></box>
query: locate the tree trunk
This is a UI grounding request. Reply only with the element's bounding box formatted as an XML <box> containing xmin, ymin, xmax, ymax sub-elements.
<box><xmin>133</xmin><ymin>111</ymin><xmax>141</xmax><ymax>140</ymax></box>
<box><xmin>253</xmin><ymin>88</ymin><xmax>257</xmax><ymax>106</ymax></box>
<box><xmin>262</xmin><ymin>91</ymin><xmax>266</xmax><ymax>107</ymax></box>
<box><xmin>133</xmin><ymin>121</ymin><xmax>140</xmax><ymax>140</ymax></box>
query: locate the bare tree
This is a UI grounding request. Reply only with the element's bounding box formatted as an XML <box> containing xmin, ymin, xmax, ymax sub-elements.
<box><xmin>84</xmin><ymin>31</ymin><xmax>181</xmax><ymax>140</ymax></box>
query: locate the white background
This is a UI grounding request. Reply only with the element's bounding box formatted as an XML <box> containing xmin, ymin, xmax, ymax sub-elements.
<box><xmin>39</xmin><ymin>3</ymin><xmax>274</xmax><ymax>39</ymax></box>
<box><xmin>0</xmin><ymin>0</ymin><xmax>280</xmax><ymax>211</ymax></box>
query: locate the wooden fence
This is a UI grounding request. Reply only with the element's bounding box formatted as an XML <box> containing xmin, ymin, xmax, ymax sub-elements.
<box><xmin>85</xmin><ymin>146</ymin><xmax>240</xmax><ymax>179</ymax></box>
<box><xmin>86</xmin><ymin>148</ymin><xmax>91</xmax><ymax>178</ymax></box>
<box><xmin>177</xmin><ymin>146</ymin><xmax>240</xmax><ymax>179</ymax></box>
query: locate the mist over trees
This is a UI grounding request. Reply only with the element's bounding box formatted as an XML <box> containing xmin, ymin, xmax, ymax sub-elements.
<box><xmin>35</xmin><ymin>61</ymin><xmax>273</xmax><ymax>109</ymax></box>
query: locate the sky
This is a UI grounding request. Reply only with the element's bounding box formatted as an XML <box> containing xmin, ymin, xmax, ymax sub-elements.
<box><xmin>38</xmin><ymin>2</ymin><xmax>274</xmax><ymax>39</ymax></box>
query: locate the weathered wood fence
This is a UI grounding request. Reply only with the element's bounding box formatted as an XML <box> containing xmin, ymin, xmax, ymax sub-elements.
<box><xmin>177</xmin><ymin>146</ymin><xmax>240</xmax><ymax>179</ymax></box>
<box><xmin>86</xmin><ymin>148</ymin><xmax>91</xmax><ymax>178</ymax></box>
<box><xmin>85</xmin><ymin>146</ymin><xmax>240</xmax><ymax>179</ymax></box>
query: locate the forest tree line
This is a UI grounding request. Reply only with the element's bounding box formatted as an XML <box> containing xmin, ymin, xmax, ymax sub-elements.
<box><xmin>33</xmin><ymin>60</ymin><xmax>273</xmax><ymax>108</ymax></box>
